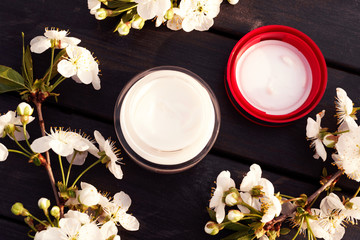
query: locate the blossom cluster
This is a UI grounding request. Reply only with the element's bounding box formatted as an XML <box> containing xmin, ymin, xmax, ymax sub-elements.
<box><xmin>32</xmin><ymin>183</ymin><xmax>139</xmax><ymax>240</ymax></box>
<box><xmin>87</xmin><ymin>0</ymin><xmax>239</xmax><ymax>36</ymax></box>
<box><xmin>30</xmin><ymin>28</ymin><xmax>101</xmax><ymax>90</ymax></box>
<box><xmin>206</xmin><ymin>164</ymin><xmax>282</xmax><ymax>239</ymax></box>
<box><xmin>206</xmin><ymin>88</ymin><xmax>360</xmax><ymax>240</ymax></box>
<box><xmin>306</xmin><ymin>88</ymin><xmax>360</xmax><ymax>181</ymax></box>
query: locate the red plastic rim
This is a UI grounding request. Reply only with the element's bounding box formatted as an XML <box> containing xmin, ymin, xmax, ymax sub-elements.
<box><xmin>226</xmin><ymin>25</ymin><xmax>327</xmax><ymax>124</ymax></box>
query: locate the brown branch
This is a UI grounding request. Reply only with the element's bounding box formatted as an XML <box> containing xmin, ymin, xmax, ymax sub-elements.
<box><xmin>34</xmin><ymin>101</ymin><xmax>64</xmax><ymax>218</ymax></box>
<box><xmin>264</xmin><ymin>169</ymin><xmax>344</xmax><ymax>229</ymax></box>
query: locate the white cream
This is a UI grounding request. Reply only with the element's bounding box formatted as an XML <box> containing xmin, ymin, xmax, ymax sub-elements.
<box><xmin>236</xmin><ymin>40</ymin><xmax>312</xmax><ymax>115</ymax></box>
<box><xmin>120</xmin><ymin>70</ymin><xmax>215</xmax><ymax>165</ymax></box>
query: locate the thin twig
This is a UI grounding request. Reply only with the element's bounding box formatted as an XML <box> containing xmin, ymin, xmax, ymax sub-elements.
<box><xmin>264</xmin><ymin>170</ymin><xmax>344</xmax><ymax>228</ymax></box>
<box><xmin>34</xmin><ymin>101</ymin><xmax>63</xmax><ymax>217</ymax></box>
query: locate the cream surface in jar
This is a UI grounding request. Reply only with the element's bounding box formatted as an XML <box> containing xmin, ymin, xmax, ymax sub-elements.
<box><xmin>115</xmin><ymin>67</ymin><xmax>220</xmax><ymax>172</ymax></box>
<box><xmin>235</xmin><ymin>40</ymin><xmax>313</xmax><ymax>115</ymax></box>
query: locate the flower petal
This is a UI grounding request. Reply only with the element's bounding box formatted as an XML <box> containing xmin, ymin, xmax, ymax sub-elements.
<box><xmin>0</xmin><ymin>143</ymin><xmax>8</xmax><ymax>161</ymax></box>
<box><xmin>119</xmin><ymin>213</ymin><xmax>140</xmax><ymax>231</ymax></box>
<box><xmin>49</xmin><ymin>139</ymin><xmax>74</xmax><ymax>156</ymax></box>
<box><xmin>66</xmin><ymin>151</ymin><xmax>88</xmax><ymax>165</ymax></box>
<box><xmin>30</xmin><ymin>36</ymin><xmax>51</xmax><ymax>54</ymax></box>
<box><xmin>31</xmin><ymin>136</ymin><xmax>52</xmax><ymax>153</ymax></box>
<box><xmin>113</xmin><ymin>191</ymin><xmax>131</xmax><ymax>211</ymax></box>
<box><xmin>78</xmin><ymin>223</ymin><xmax>103</xmax><ymax>240</ymax></box>
<box><xmin>57</xmin><ymin>60</ymin><xmax>77</xmax><ymax>78</ymax></box>
<box><xmin>108</xmin><ymin>160</ymin><xmax>123</xmax><ymax>179</ymax></box>
<box><xmin>94</xmin><ymin>130</ymin><xmax>106</xmax><ymax>150</ymax></box>
<box><xmin>100</xmin><ymin>221</ymin><xmax>118</xmax><ymax>239</ymax></box>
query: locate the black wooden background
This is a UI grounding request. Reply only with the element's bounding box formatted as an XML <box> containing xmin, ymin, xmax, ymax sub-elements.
<box><xmin>1</xmin><ymin>0</ymin><xmax>360</xmax><ymax>239</ymax></box>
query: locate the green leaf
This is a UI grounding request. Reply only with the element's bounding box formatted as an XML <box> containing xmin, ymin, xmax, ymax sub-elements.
<box><xmin>224</xmin><ymin>222</ymin><xmax>251</xmax><ymax>232</ymax></box>
<box><xmin>0</xmin><ymin>65</ymin><xmax>27</xmax><ymax>93</ymax></box>
<box><xmin>207</xmin><ymin>207</ymin><xmax>216</xmax><ymax>221</ymax></box>
<box><xmin>107</xmin><ymin>1</ymin><xmax>136</xmax><ymax>9</ymax></box>
<box><xmin>221</xmin><ymin>231</ymin><xmax>255</xmax><ymax>240</ymax></box>
<box><xmin>280</xmin><ymin>228</ymin><xmax>291</xmax><ymax>235</ymax></box>
<box><xmin>23</xmin><ymin>46</ymin><xmax>34</xmax><ymax>84</ymax></box>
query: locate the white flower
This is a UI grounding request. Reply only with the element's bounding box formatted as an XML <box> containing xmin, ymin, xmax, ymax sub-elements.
<box><xmin>57</xmin><ymin>45</ymin><xmax>101</xmax><ymax>90</ymax></box>
<box><xmin>88</xmin><ymin>0</ymin><xmax>101</xmax><ymax>15</ymax></box>
<box><xmin>240</xmin><ymin>164</ymin><xmax>274</xmax><ymax>197</ymax></box>
<box><xmin>64</xmin><ymin>210</ymin><xmax>91</xmax><ymax>225</ymax></box>
<box><xmin>34</xmin><ymin>230</ymin><xmax>46</xmax><ymax>240</ymax></box>
<box><xmin>39</xmin><ymin>218</ymin><xmax>103</xmax><ymax>240</ymax></box>
<box><xmin>238</xmin><ymin>164</ymin><xmax>281</xmax><ymax>221</ymax></box>
<box><xmin>31</xmin><ymin>128</ymin><xmax>90</xmax><ymax>157</ymax></box>
<box><xmin>100</xmin><ymin>221</ymin><xmax>120</xmax><ymax>240</ymax></box>
<box><xmin>30</xmin><ymin>28</ymin><xmax>81</xmax><ymax>54</ymax></box>
<box><xmin>102</xmin><ymin>191</ymin><xmax>140</xmax><ymax>231</ymax></box>
<box><xmin>66</xmin><ymin>136</ymin><xmax>99</xmax><ymax>166</ymax></box>
<box><xmin>94</xmin><ymin>131</ymin><xmax>123</xmax><ymax>179</ymax></box>
<box><xmin>0</xmin><ymin>111</ymin><xmax>32</xmax><ymax>141</ymax></box>
<box><xmin>306</xmin><ymin>110</ymin><xmax>327</xmax><ymax>161</ymax></box>
<box><xmin>260</xmin><ymin>195</ymin><xmax>282</xmax><ymax>223</ymax></box>
<box><xmin>78</xmin><ymin>182</ymin><xmax>101</xmax><ymax>206</ymax></box>
<box><xmin>209</xmin><ymin>170</ymin><xmax>235</xmax><ymax>223</ymax></box>
<box><xmin>0</xmin><ymin>143</ymin><xmax>8</xmax><ymax>161</ymax></box>
<box><xmin>310</xmin><ymin>193</ymin><xmax>346</xmax><ymax>240</ymax></box>
<box><xmin>178</xmin><ymin>0</ymin><xmax>222</xmax><ymax>32</ymax></box>
<box><xmin>134</xmin><ymin>0</ymin><xmax>171</xmax><ymax>20</ymax></box>
<box><xmin>333</xmin><ymin>125</ymin><xmax>360</xmax><ymax>181</ymax></box>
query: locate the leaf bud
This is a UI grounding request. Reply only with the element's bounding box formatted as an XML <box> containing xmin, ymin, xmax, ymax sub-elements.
<box><xmin>38</xmin><ymin>198</ymin><xmax>50</xmax><ymax>212</ymax></box>
<box><xmin>227</xmin><ymin>209</ymin><xmax>244</xmax><ymax>222</ymax></box>
<box><xmin>17</xmin><ymin>102</ymin><xmax>34</xmax><ymax>117</ymax></box>
<box><xmin>204</xmin><ymin>221</ymin><xmax>219</xmax><ymax>235</ymax></box>
<box><xmin>118</xmin><ymin>21</ymin><xmax>131</xmax><ymax>36</ymax></box>
<box><xmin>95</xmin><ymin>8</ymin><xmax>108</xmax><ymax>20</ymax></box>
<box><xmin>11</xmin><ymin>202</ymin><xmax>29</xmax><ymax>216</ymax></box>
<box><xmin>50</xmin><ymin>206</ymin><xmax>60</xmax><ymax>219</ymax></box>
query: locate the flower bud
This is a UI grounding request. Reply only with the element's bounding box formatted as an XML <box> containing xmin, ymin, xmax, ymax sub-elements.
<box><xmin>17</xmin><ymin>102</ymin><xmax>34</xmax><ymax>116</ymax></box>
<box><xmin>225</xmin><ymin>192</ymin><xmax>240</xmax><ymax>206</ymax></box>
<box><xmin>204</xmin><ymin>221</ymin><xmax>219</xmax><ymax>235</ymax></box>
<box><xmin>323</xmin><ymin>133</ymin><xmax>336</xmax><ymax>148</ymax></box>
<box><xmin>165</xmin><ymin>8</ymin><xmax>174</xmax><ymax>20</ymax></box>
<box><xmin>38</xmin><ymin>198</ymin><xmax>50</xmax><ymax>211</ymax></box>
<box><xmin>95</xmin><ymin>8</ymin><xmax>107</xmax><ymax>20</ymax></box>
<box><xmin>131</xmin><ymin>15</ymin><xmax>145</xmax><ymax>30</ymax></box>
<box><xmin>118</xmin><ymin>22</ymin><xmax>131</xmax><ymax>36</ymax></box>
<box><xmin>227</xmin><ymin>0</ymin><xmax>239</xmax><ymax>5</ymax></box>
<box><xmin>50</xmin><ymin>206</ymin><xmax>60</xmax><ymax>219</ymax></box>
<box><xmin>11</xmin><ymin>202</ymin><xmax>29</xmax><ymax>216</ymax></box>
<box><xmin>227</xmin><ymin>209</ymin><xmax>244</xmax><ymax>222</ymax></box>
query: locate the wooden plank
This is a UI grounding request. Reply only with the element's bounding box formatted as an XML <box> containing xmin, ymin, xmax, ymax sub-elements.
<box><xmin>1</xmin><ymin>17</ymin><xmax>358</xmax><ymax>189</ymax></box>
<box><xmin>213</xmin><ymin>0</ymin><xmax>360</xmax><ymax>70</ymax></box>
<box><xmin>1</xmin><ymin>94</ymin><xmax>359</xmax><ymax>239</ymax></box>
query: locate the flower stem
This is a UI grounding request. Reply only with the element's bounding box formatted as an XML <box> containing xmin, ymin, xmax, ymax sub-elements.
<box><xmin>8</xmin><ymin>149</ymin><xmax>31</xmax><ymax>158</ymax></box>
<box><xmin>46</xmin><ymin>47</ymin><xmax>55</xmax><ymax>85</ymax></box>
<box><xmin>71</xmin><ymin>159</ymin><xmax>102</xmax><ymax>188</ymax></box>
<box><xmin>291</xmin><ymin>217</ymin><xmax>303</xmax><ymax>240</ymax></box>
<box><xmin>280</xmin><ymin>194</ymin><xmax>295</xmax><ymax>199</ymax></box>
<box><xmin>50</xmin><ymin>76</ymin><xmax>66</xmax><ymax>91</ymax></box>
<box><xmin>353</xmin><ymin>185</ymin><xmax>360</xmax><ymax>198</ymax></box>
<box><xmin>34</xmin><ymin>101</ymin><xmax>63</xmax><ymax>217</ymax></box>
<box><xmin>13</xmin><ymin>137</ymin><xmax>32</xmax><ymax>156</ymax></box>
<box><xmin>58</xmin><ymin>155</ymin><xmax>65</xmax><ymax>184</ymax></box>
<box><xmin>239</xmin><ymin>201</ymin><xmax>262</xmax><ymax>215</ymax></box>
<box><xmin>65</xmin><ymin>152</ymin><xmax>77</xmax><ymax>187</ymax></box>
<box><xmin>29</xmin><ymin>214</ymin><xmax>47</xmax><ymax>227</ymax></box>
<box><xmin>23</xmin><ymin>124</ymin><xmax>33</xmax><ymax>153</ymax></box>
